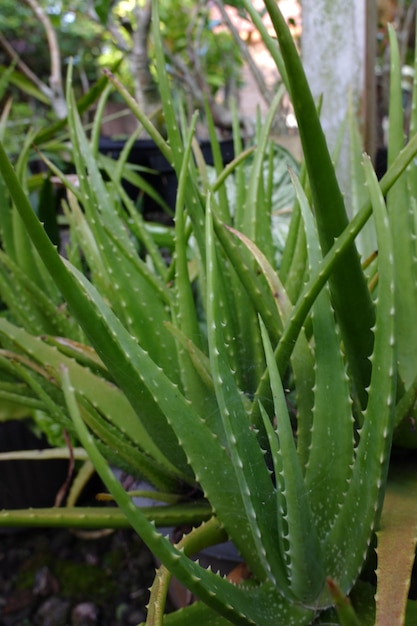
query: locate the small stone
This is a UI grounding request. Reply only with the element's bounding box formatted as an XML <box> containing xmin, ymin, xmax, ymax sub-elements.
<box><xmin>126</xmin><ymin>609</ymin><xmax>146</xmax><ymax>625</ymax></box>
<box><xmin>71</xmin><ymin>601</ymin><xmax>99</xmax><ymax>626</ymax></box>
<box><xmin>34</xmin><ymin>596</ymin><xmax>70</xmax><ymax>626</ymax></box>
<box><xmin>33</xmin><ymin>566</ymin><xmax>60</xmax><ymax>596</ymax></box>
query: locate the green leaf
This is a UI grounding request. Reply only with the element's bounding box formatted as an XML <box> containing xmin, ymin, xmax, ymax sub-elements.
<box><xmin>205</xmin><ymin>201</ymin><xmax>282</xmax><ymax>585</ymax></box>
<box><xmin>292</xmin><ymin>172</ymin><xmax>354</xmax><ymax>538</ymax></box>
<box><xmin>323</xmin><ymin>156</ymin><xmax>396</xmax><ymax>594</ymax></box>
<box><xmin>156</xmin><ymin>602</ymin><xmax>234</xmax><ymax>626</ymax></box>
<box><xmin>259</xmin><ymin>321</ymin><xmax>324</xmax><ymax>603</ymax></box>
<box><xmin>93</xmin><ymin>0</ymin><xmax>113</xmax><ymax>24</ymax></box>
<box><xmin>64</xmin><ymin>365</ymin><xmax>314</xmax><ymax>626</ymax></box>
<box><xmin>386</xmin><ymin>25</ymin><xmax>417</xmax><ymax>389</ymax></box>
<box><xmin>0</xmin><ymin>503</ymin><xmax>211</xmax><ymax>530</ymax></box>
<box><xmin>326</xmin><ymin>578</ymin><xmax>360</xmax><ymax>626</ymax></box>
<box><xmin>0</xmin><ymin>131</ymin><xmax>199</xmax><ymax>483</ymax></box>
<box><xmin>1</xmin><ymin>67</ymin><xmax>50</xmax><ymax>103</ymax></box>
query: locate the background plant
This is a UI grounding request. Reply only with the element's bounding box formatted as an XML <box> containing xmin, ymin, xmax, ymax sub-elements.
<box><xmin>0</xmin><ymin>0</ymin><xmax>247</xmax><ymax>133</ymax></box>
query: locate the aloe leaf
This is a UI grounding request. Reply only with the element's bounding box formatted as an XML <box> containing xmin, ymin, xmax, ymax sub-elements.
<box><xmin>241</xmin><ymin>1</ymin><xmax>287</xmax><ymax>86</ymax></box>
<box><xmin>163</xmin><ymin>322</ymin><xmax>214</xmax><ymax>393</ymax></box>
<box><xmin>0</xmin><ymin>384</ymin><xmax>44</xmax><ymax>413</ymax></box>
<box><xmin>3</xmin><ymin>134</ymin><xmax>60</xmax><ymax>303</ymax></box>
<box><xmin>323</xmin><ymin>156</ymin><xmax>396</xmax><ymax>594</ymax></box>
<box><xmin>64</xmin><ymin>365</ymin><xmax>314</xmax><ymax>626</ymax></box>
<box><xmin>272</xmin><ymin>124</ymin><xmax>417</xmax><ymax>383</ymax></box>
<box><xmin>214</xmin><ymin>218</ymin><xmax>282</xmax><ymax>349</ymax></box>
<box><xmin>260</xmin><ymin>0</ymin><xmax>375</xmax><ymax>408</ymax></box>
<box><xmin>0</xmin><ymin>158</ymin><xmax>194</xmax><ymax>476</ymax></box>
<box><xmin>151</xmin><ymin>1</ymin><xmax>180</xmax><ymax>152</ymax></box>
<box><xmin>209</xmin><ymin>198</ymin><xmax>266</xmax><ymax>395</ymax></box>
<box><xmin>0</xmin><ymin>353</ymin><xmax>74</xmax><ymax>444</ymax></box>
<box><xmin>65</xmin><ymin>91</ymin><xmax>136</xmax><ymax>255</ymax></box>
<box><xmin>0</xmin><ymin>503</ymin><xmax>211</xmax><ymax>530</ymax></box>
<box><xmin>60</xmin><ymin>261</ymin><xmax>277</xmax><ymax>581</ymax></box>
<box><xmin>375</xmin><ymin>462</ymin><xmax>417</xmax><ymax>626</ymax></box>
<box><xmin>279</xmin><ymin>176</ymin><xmax>308</xmax><ymax>304</ymax></box>
<box><xmin>326</xmin><ymin>579</ymin><xmax>361</xmax><ymax>626</ymax></box>
<box><xmin>102</xmin><ymin>69</ymin><xmax>171</xmax><ymax>162</ymax></box>
<box><xmin>146</xmin><ymin>517</ymin><xmax>229</xmax><ymax>626</ymax></box>
<box><xmin>348</xmin><ymin>103</ymin><xmax>375</xmax><ymax>260</ymax></box>
<box><xmin>202</xmin><ymin>101</ymin><xmax>232</xmax><ymax>225</ymax></box>
<box><xmin>211</xmin><ymin>145</ymin><xmax>255</xmax><ymax>197</ymax></box>
<box><xmin>259</xmin><ymin>321</ymin><xmax>324</xmax><ymax>603</ymax></box>
<box><xmin>292</xmin><ymin>172</ymin><xmax>354</xmax><ymax>538</ymax></box>
<box><xmin>100</xmin><ymin>163</ymin><xmax>171</xmax><ymax>279</ymax></box>
<box><xmin>238</xmin><ymin>86</ymin><xmax>286</xmax><ymax>263</ymax></box>
<box><xmin>151</xmin><ymin>0</ymin><xmax>208</xmax><ymax>256</ymax></box>
<box><xmin>170</xmin><ymin>132</ymin><xmax>223</xmax><ymax>440</ymax></box>
<box><xmin>0</xmin><ymin>249</ymin><xmax>81</xmax><ymax>339</ymax></box>
<box><xmin>205</xmin><ymin>201</ymin><xmax>287</xmax><ymax>585</ymax></box>
<box><xmin>172</xmin><ymin>115</ymin><xmax>210</xmax><ymax>386</ymax></box>
<box><xmin>155</xmin><ymin>602</ymin><xmax>234</xmax><ymax>626</ymax></box>
<box><xmin>0</xmin><ymin>318</ymin><xmax>181</xmax><ymax>478</ymax></box>
<box><xmin>406</xmin><ymin>602</ymin><xmax>417</xmax><ymax>625</ymax></box>
<box><xmin>78</xmin><ymin>399</ymin><xmax>181</xmax><ymax>491</ymax></box>
<box><xmin>225</xmin><ymin>225</ymin><xmax>285</xmax><ymax>328</ymax></box>
<box><xmin>223</xmin><ymin>224</ymin><xmax>314</xmax><ymax>463</ymax></box>
<box><xmin>64</xmin><ymin>96</ymin><xmax>182</xmax><ymax>383</ymax></box>
<box><xmin>386</xmin><ymin>25</ymin><xmax>417</xmax><ymax>389</ymax></box>
<box><xmin>43</xmin><ymin>336</ymin><xmax>109</xmax><ymax>378</ymax></box>
<box><xmin>407</xmin><ymin>24</ymin><xmax>417</xmax><ymax>208</ymax></box>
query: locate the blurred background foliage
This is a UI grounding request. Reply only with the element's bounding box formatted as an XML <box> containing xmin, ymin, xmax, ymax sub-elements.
<box><xmin>0</xmin><ymin>0</ymin><xmax>243</xmax><ymax>141</ymax></box>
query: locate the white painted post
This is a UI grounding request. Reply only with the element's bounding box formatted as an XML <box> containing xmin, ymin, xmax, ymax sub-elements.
<box><xmin>301</xmin><ymin>0</ymin><xmax>373</xmax><ymax>210</ymax></box>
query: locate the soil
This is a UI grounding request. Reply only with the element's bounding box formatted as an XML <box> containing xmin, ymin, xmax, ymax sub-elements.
<box><xmin>0</xmin><ymin>526</ymin><xmax>156</xmax><ymax>626</ymax></box>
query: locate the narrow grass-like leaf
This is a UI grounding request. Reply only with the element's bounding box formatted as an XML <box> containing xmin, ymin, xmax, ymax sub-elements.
<box><xmin>0</xmin><ymin>249</ymin><xmax>81</xmax><ymax>339</ymax></box>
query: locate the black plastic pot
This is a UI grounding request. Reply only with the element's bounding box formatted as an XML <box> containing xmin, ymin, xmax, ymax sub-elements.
<box><xmin>375</xmin><ymin>146</ymin><xmax>387</xmax><ymax>180</ymax></box>
<box><xmin>0</xmin><ymin>420</ymin><xmax>68</xmax><ymax>511</ymax></box>
<box><xmin>98</xmin><ymin>136</ymin><xmax>236</xmax><ymax>218</ymax></box>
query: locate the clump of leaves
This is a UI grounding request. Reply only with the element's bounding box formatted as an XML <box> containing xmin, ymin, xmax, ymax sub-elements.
<box><xmin>1</xmin><ymin>2</ymin><xmax>417</xmax><ymax>625</ymax></box>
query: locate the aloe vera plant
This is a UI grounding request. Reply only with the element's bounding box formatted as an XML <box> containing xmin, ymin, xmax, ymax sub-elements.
<box><xmin>1</xmin><ymin>2</ymin><xmax>417</xmax><ymax>625</ymax></box>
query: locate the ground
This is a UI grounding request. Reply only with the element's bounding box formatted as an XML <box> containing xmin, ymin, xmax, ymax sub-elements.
<box><xmin>0</xmin><ymin>526</ymin><xmax>156</xmax><ymax>626</ymax></box>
